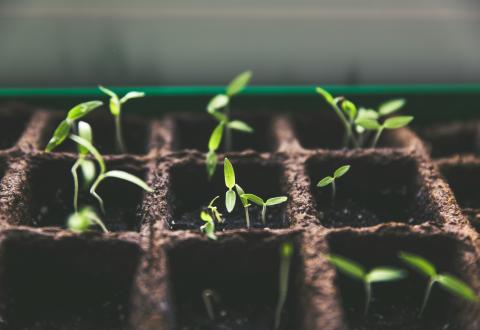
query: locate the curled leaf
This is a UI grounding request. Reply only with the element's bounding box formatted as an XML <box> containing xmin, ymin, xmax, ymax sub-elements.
<box><xmin>316</xmin><ymin>87</ymin><xmax>334</xmax><ymax>105</ymax></box>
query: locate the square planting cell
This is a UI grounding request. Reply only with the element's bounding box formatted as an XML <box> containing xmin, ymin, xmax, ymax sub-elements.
<box><xmin>0</xmin><ymin>109</ymin><xmax>30</xmax><ymax>150</ymax></box>
<box><xmin>0</xmin><ymin>234</ymin><xmax>141</xmax><ymax>330</ymax></box>
<box><xmin>171</xmin><ymin>114</ymin><xmax>276</xmax><ymax>152</ymax></box>
<box><xmin>167</xmin><ymin>234</ymin><xmax>303</xmax><ymax>329</ymax></box>
<box><xmin>42</xmin><ymin>114</ymin><xmax>152</xmax><ymax>155</ymax></box>
<box><xmin>327</xmin><ymin>232</ymin><xmax>475</xmax><ymax>330</ymax></box>
<box><xmin>25</xmin><ymin>158</ymin><xmax>148</xmax><ymax>232</ymax></box>
<box><xmin>168</xmin><ymin>159</ymin><xmax>289</xmax><ymax>230</ymax></box>
<box><xmin>307</xmin><ymin>155</ymin><xmax>433</xmax><ymax>228</ymax></box>
<box><xmin>292</xmin><ymin>112</ymin><xmax>405</xmax><ymax>150</ymax></box>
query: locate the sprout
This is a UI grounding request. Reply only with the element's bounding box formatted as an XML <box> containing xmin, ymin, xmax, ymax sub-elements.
<box><xmin>274</xmin><ymin>241</ymin><xmax>294</xmax><ymax>330</ymax></box>
<box><xmin>356</xmin><ymin>115</ymin><xmax>413</xmax><ymax>148</ymax></box>
<box><xmin>67</xmin><ymin>206</ymin><xmax>108</xmax><ymax>233</ymax></box>
<box><xmin>207</xmin><ymin>196</ymin><xmax>223</xmax><ymax>223</ymax></box>
<box><xmin>399</xmin><ymin>251</ymin><xmax>478</xmax><ymax>317</ymax></box>
<box><xmin>200</xmin><ymin>211</ymin><xmax>217</xmax><ymax>240</ymax></box>
<box><xmin>206</xmin><ymin>71</ymin><xmax>253</xmax><ymax>178</ymax></box>
<box><xmin>235</xmin><ymin>184</ymin><xmax>251</xmax><ymax>228</ymax></box>
<box><xmin>99</xmin><ymin>85</ymin><xmax>145</xmax><ymax>153</ymax></box>
<box><xmin>328</xmin><ymin>254</ymin><xmax>407</xmax><ymax>315</ymax></box>
<box><xmin>241</xmin><ymin>194</ymin><xmax>288</xmax><ymax>225</ymax></box>
<box><xmin>316</xmin><ymin>165</ymin><xmax>350</xmax><ymax>205</ymax></box>
<box><xmin>223</xmin><ymin>158</ymin><xmax>237</xmax><ymax>213</ymax></box>
<box><xmin>202</xmin><ymin>289</ymin><xmax>220</xmax><ymax>320</ymax></box>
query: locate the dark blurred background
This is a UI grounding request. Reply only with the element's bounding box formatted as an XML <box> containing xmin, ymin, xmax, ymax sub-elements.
<box><xmin>0</xmin><ymin>0</ymin><xmax>479</xmax><ymax>87</ymax></box>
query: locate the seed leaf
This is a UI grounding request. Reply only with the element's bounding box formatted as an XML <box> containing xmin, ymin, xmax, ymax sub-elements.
<box><xmin>77</xmin><ymin>121</ymin><xmax>93</xmax><ymax>155</ymax></box>
<box><xmin>67</xmin><ymin>211</ymin><xmax>92</xmax><ymax>233</ymax></box>
<box><xmin>357</xmin><ymin>108</ymin><xmax>379</xmax><ymax>121</ymax></box>
<box><xmin>317</xmin><ymin>176</ymin><xmax>334</xmax><ymax>187</ymax></box>
<box><xmin>224</xmin><ymin>158</ymin><xmax>235</xmax><ymax>189</ymax></box>
<box><xmin>67</xmin><ymin>100</ymin><xmax>103</xmax><ymax>120</ymax></box>
<box><xmin>69</xmin><ymin>135</ymin><xmax>106</xmax><ymax>173</ymax></box>
<box><xmin>384</xmin><ymin>116</ymin><xmax>413</xmax><ymax>129</ymax></box>
<box><xmin>200</xmin><ymin>211</ymin><xmax>213</xmax><ymax>222</ymax></box>
<box><xmin>235</xmin><ymin>184</ymin><xmax>250</xmax><ymax>207</ymax></box>
<box><xmin>328</xmin><ymin>254</ymin><xmax>366</xmax><ymax>281</ymax></box>
<box><xmin>206</xmin><ymin>151</ymin><xmax>218</xmax><ymax>179</ymax></box>
<box><xmin>316</xmin><ymin>87</ymin><xmax>334</xmax><ymax>104</ymax></box>
<box><xmin>98</xmin><ymin>85</ymin><xmax>117</xmax><ymax>98</ymax></box>
<box><xmin>209</xmin><ymin>122</ymin><xmax>225</xmax><ymax>151</ymax></box>
<box><xmin>225</xmin><ymin>189</ymin><xmax>236</xmax><ymax>212</ymax></box>
<box><xmin>334</xmin><ymin>165</ymin><xmax>350</xmax><ymax>179</ymax></box>
<box><xmin>356</xmin><ymin>118</ymin><xmax>381</xmax><ymax>130</ymax></box>
<box><xmin>226</xmin><ymin>70</ymin><xmax>252</xmax><ymax>96</ymax></box>
<box><xmin>227</xmin><ymin>120</ymin><xmax>253</xmax><ymax>133</ymax></box>
<box><xmin>399</xmin><ymin>251</ymin><xmax>437</xmax><ymax>277</ymax></box>
<box><xmin>200</xmin><ymin>218</ymin><xmax>217</xmax><ymax>240</ymax></box>
<box><xmin>342</xmin><ymin>100</ymin><xmax>357</xmax><ymax>121</ymax></box>
<box><xmin>378</xmin><ymin>99</ymin><xmax>406</xmax><ymax>116</ymax></box>
<box><xmin>80</xmin><ymin>160</ymin><xmax>96</xmax><ymax>187</ymax></box>
<box><xmin>436</xmin><ymin>274</ymin><xmax>478</xmax><ymax>302</ymax></box>
<box><xmin>241</xmin><ymin>193</ymin><xmax>264</xmax><ymax>206</ymax></box>
<box><xmin>207</xmin><ymin>94</ymin><xmax>229</xmax><ymax>113</ymax></box>
<box><xmin>103</xmin><ymin>170</ymin><xmax>153</xmax><ymax>192</ymax></box>
<box><xmin>45</xmin><ymin>120</ymin><xmax>71</xmax><ymax>152</ymax></box>
<box><xmin>366</xmin><ymin>267</ymin><xmax>407</xmax><ymax>283</ymax></box>
<box><xmin>266</xmin><ymin>196</ymin><xmax>288</xmax><ymax>206</ymax></box>
<box><xmin>120</xmin><ymin>91</ymin><xmax>145</xmax><ymax>103</ymax></box>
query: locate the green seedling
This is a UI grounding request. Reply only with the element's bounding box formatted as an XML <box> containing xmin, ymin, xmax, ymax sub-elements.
<box><xmin>356</xmin><ymin>115</ymin><xmax>413</xmax><ymax>148</ymax></box>
<box><xmin>67</xmin><ymin>206</ymin><xmax>108</xmax><ymax>233</ymax></box>
<box><xmin>202</xmin><ymin>289</ymin><xmax>221</xmax><ymax>320</ymax></box>
<box><xmin>69</xmin><ymin>134</ymin><xmax>153</xmax><ymax>213</ymax></box>
<box><xmin>206</xmin><ymin>71</ymin><xmax>253</xmax><ymax>178</ymax></box>
<box><xmin>241</xmin><ymin>194</ymin><xmax>288</xmax><ymax>225</ymax></box>
<box><xmin>317</xmin><ymin>165</ymin><xmax>350</xmax><ymax>205</ymax></box>
<box><xmin>99</xmin><ymin>85</ymin><xmax>145</xmax><ymax>153</ymax></box>
<box><xmin>274</xmin><ymin>241</ymin><xmax>294</xmax><ymax>330</ymax></box>
<box><xmin>399</xmin><ymin>251</ymin><xmax>478</xmax><ymax>317</ymax></box>
<box><xmin>328</xmin><ymin>254</ymin><xmax>407</xmax><ymax>315</ymax></box>
<box><xmin>224</xmin><ymin>158</ymin><xmax>237</xmax><ymax>213</ymax></box>
<box><xmin>235</xmin><ymin>184</ymin><xmax>251</xmax><ymax>228</ymax></box>
<box><xmin>200</xmin><ymin>211</ymin><xmax>217</xmax><ymax>240</ymax></box>
<box><xmin>207</xmin><ymin>196</ymin><xmax>223</xmax><ymax>223</ymax></box>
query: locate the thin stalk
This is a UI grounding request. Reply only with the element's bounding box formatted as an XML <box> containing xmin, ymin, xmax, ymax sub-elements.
<box><xmin>331</xmin><ymin>180</ymin><xmax>336</xmax><ymax>207</ymax></box>
<box><xmin>114</xmin><ymin>114</ymin><xmax>126</xmax><ymax>153</ymax></box>
<box><xmin>419</xmin><ymin>279</ymin><xmax>435</xmax><ymax>317</ymax></box>
<box><xmin>371</xmin><ymin>127</ymin><xmax>384</xmax><ymax>148</ymax></box>
<box><xmin>244</xmin><ymin>206</ymin><xmax>251</xmax><ymax>228</ymax></box>
<box><xmin>202</xmin><ymin>289</ymin><xmax>219</xmax><ymax>320</ymax></box>
<box><xmin>90</xmin><ymin>174</ymin><xmax>106</xmax><ymax>214</ymax></box>
<box><xmin>261</xmin><ymin>204</ymin><xmax>267</xmax><ymax>225</ymax></box>
<box><xmin>89</xmin><ymin>213</ymin><xmax>109</xmax><ymax>233</ymax></box>
<box><xmin>224</xmin><ymin>105</ymin><xmax>232</xmax><ymax>152</ymax></box>
<box><xmin>274</xmin><ymin>247</ymin><xmax>293</xmax><ymax>330</ymax></box>
<box><xmin>332</xmin><ymin>103</ymin><xmax>358</xmax><ymax>148</ymax></box>
<box><xmin>71</xmin><ymin>158</ymin><xmax>83</xmax><ymax>212</ymax></box>
<box><xmin>364</xmin><ymin>281</ymin><xmax>372</xmax><ymax>316</ymax></box>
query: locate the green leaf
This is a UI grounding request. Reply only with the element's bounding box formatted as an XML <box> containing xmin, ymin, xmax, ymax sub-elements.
<box><xmin>224</xmin><ymin>158</ymin><xmax>235</xmax><ymax>189</ymax></box>
<box><xmin>328</xmin><ymin>254</ymin><xmax>366</xmax><ymax>281</ymax></box>
<box><xmin>241</xmin><ymin>193</ymin><xmax>264</xmax><ymax>206</ymax></box>
<box><xmin>378</xmin><ymin>99</ymin><xmax>406</xmax><ymax>116</ymax></box>
<box><xmin>227</xmin><ymin>120</ymin><xmax>254</xmax><ymax>133</ymax></box>
<box><xmin>67</xmin><ymin>211</ymin><xmax>92</xmax><ymax>233</ymax></box>
<box><xmin>98</xmin><ymin>86</ymin><xmax>121</xmax><ymax>116</ymax></box>
<box><xmin>367</xmin><ymin>267</ymin><xmax>407</xmax><ymax>283</ymax></box>
<box><xmin>201</xmin><ymin>220</ymin><xmax>217</xmax><ymax>240</ymax></box>
<box><xmin>357</xmin><ymin>108</ymin><xmax>379</xmax><ymax>121</ymax></box>
<box><xmin>225</xmin><ymin>189</ymin><xmax>236</xmax><ymax>212</ymax></box>
<box><xmin>200</xmin><ymin>210</ymin><xmax>213</xmax><ymax>222</ymax></box>
<box><xmin>98</xmin><ymin>85</ymin><xmax>117</xmax><ymax>98</ymax></box>
<box><xmin>102</xmin><ymin>170</ymin><xmax>153</xmax><ymax>192</ymax></box>
<box><xmin>120</xmin><ymin>91</ymin><xmax>145</xmax><ymax>104</ymax></box>
<box><xmin>399</xmin><ymin>251</ymin><xmax>437</xmax><ymax>278</ymax></box>
<box><xmin>235</xmin><ymin>184</ymin><xmax>250</xmax><ymax>207</ymax></box>
<box><xmin>316</xmin><ymin>87</ymin><xmax>334</xmax><ymax>104</ymax></box>
<box><xmin>66</xmin><ymin>100</ymin><xmax>103</xmax><ymax>121</ymax></box>
<box><xmin>226</xmin><ymin>70</ymin><xmax>252</xmax><ymax>96</ymax></box>
<box><xmin>208</xmin><ymin>122</ymin><xmax>225</xmax><ymax>151</ymax></box>
<box><xmin>266</xmin><ymin>196</ymin><xmax>288</xmax><ymax>206</ymax></box>
<box><xmin>69</xmin><ymin>135</ymin><xmax>106</xmax><ymax>174</ymax></box>
<box><xmin>281</xmin><ymin>242</ymin><xmax>294</xmax><ymax>258</ymax></box>
<box><xmin>207</xmin><ymin>94</ymin><xmax>229</xmax><ymax>113</ymax></box>
<box><xmin>384</xmin><ymin>116</ymin><xmax>414</xmax><ymax>129</ymax></box>
<box><xmin>356</xmin><ymin>118</ymin><xmax>381</xmax><ymax>130</ymax></box>
<box><xmin>342</xmin><ymin>100</ymin><xmax>357</xmax><ymax>121</ymax></box>
<box><xmin>80</xmin><ymin>159</ymin><xmax>96</xmax><ymax>187</ymax></box>
<box><xmin>317</xmin><ymin>176</ymin><xmax>334</xmax><ymax>187</ymax></box>
<box><xmin>77</xmin><ymin>121</ymin><xmax>93</xmax><ymax>155</ymax></box>
<box><xmin>436</xmin><ymin>274</ymin><xmax>478</xmax><ymax>302</ymax></box>
<box><xmin>45</xmin><ymin>120</ymin><xmax>71</xmax><ymax>152</ymax></box>
<box><xmin>334</xmin><ymin>165</ymin><xmax>350</xmax><ymax>179</ymax></box>
<box><xmin>206</xmin><ymin>151</ymin><xmax>218</xmax><ymax>179</ymax></box>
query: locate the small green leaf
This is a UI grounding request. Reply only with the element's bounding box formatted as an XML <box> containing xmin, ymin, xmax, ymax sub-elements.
<box><xmin>436</xmin><ymin>274</ymin><xmax>478</xmax><ymax>302</ymax></box>
<box><xmin>328</xmin><ymin>254</ymin><xmax>366</xmax><ymax>281</ymax></box>
<box><xmin>207</xmin><ymin>94</ymin><xmax>229</xmax><ymax>113</ymax></box>
<box><xmin>98</xmin><ymin>85</ymin><xmax>117</xmax><ymax>98</ymax></box>
<box><xmin>342</xmin><ymin>100</ymin><xmax>357</xmax><ymax>121</ymax></box>
<box><xmin>356</xmin><ymin>118</ymin><xmax>381</xmax><ymax>130</ymax></box>
<box><xmin>399</xmin><ymin>251</ymin><xmax>437</xmax><ymax>278</ymax></box>
<box><xmin>69</xmin><ymin>135</ymin><xmax>106</xmax><ymax>174</ymax></box>
<box><xmin>200</xmin><ymin>211</ymin><xmax>213</xmax><ymax>222</ymax></box>
<box><xmin>206</xmin><ymin>151</ymin><xmax>218</xmax><ymax>179</ymax></box>
<box><xmin>281</xmin><ymin>241</ymin><xmax>294</xmax><ymax>258</ymax></box>
<box><xmin>316</xmin><ymin>87</ymin><xmax>334</xmax><ymax>104</ymax></box>
<box><xmin>67</xmin><ymin>211</ymin><xmax>92</xmax><ymax>233</ymax></box>
<box><xmin>241</xmin><ymin>193</ymin><xmax>264</xmax><ymax>206</ymax></box>
<box><xmin>378</xmin><ymin>99</ymin><xmax>406</xmax><ymax>116</ymax></box>
<box><xmin>209</xmin><ymin>122</ymin><xmax>225</xmax><ymax>151</ymax></box>
<box><xmin>225</xmin><ymin>189</ymin><xmax>236</xmax><ymax>212</ymax></box>
<box><xmin>317</xmin><ymin>176</ymin><xmax>334</xmax><ymax>187</ymax></box>
<box><xmin>227</xmin><ymin>120</ymin><xmax>254</xmax><ymax>133</ymax></box>
<box><xmin>120</xmin><ymin>91</ymin><xmax>145</xmax><ymax>104</ymax></box>
<box><xmin>102</xmin><ymin>170</ymin><xmax>153</xmax><ymax>192</ymax></box>
<box><xmin>77</xmin><ymin>121</ymin><xmax>93</xmax><ymax>155</ymax></box>
<box><xmin>67</xmin><ymin>100</ymin><xmax>103</xmax><ymax>121</ymax></box>
<box><xmin>266</xmin><ymin>196</ymin><xmax>288</xmax><ymax>206</ymax></box>
<box><xmin>224</xmin><ymin>158</ymin><xmax>235</xmax><ymax>189</ymax></box>
<box><xmin>367</xmin><ymin>267</ymin><xmax>407</xmax><ymax>283</ymax></box>
<box><xmin>80</xmin><ymin>159</ymin><xmax>96</xmax><ymax>187</ymax></box>
<box><xmin>334</xmin><ymin>165</ymin><xmax>350</xmax><ymax>179</ymax></box>
<box><xmin>226</xmin><ymin>70</ymin><xmax>252</xmax><ymax>96</ymax></box>
<box><xmin>109</xmin><ymin>98</ymin><xmax>121</xmax><ymax>116</ymax></box>
<box><xmin>201</xmin><ymin>220</ymin><xmax>217</xmax><ymax>240</ymax></box>
<box><xmin>235</xmin><ymin>184</ymin><xmax>250</xmax><ymax>207</ymax></box>
<box><xmin>383</xmin><ymin>116</ymin><xmax>414</xmax><ymax>129</ymax></box>
<box><xmin>356</xmin><ymin>108</ymin><xmax>379</xmax><ymax>121</ymax></box>
<box><xmin>45</xmin><ymin>120</ymin><xmax>71</xmax><ymax>152</ymax></box>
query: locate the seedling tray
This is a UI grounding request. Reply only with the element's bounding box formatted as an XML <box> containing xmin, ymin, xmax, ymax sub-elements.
<box><xmin>0</xmin><ymin>85</ymin><xmax>479</xmax><ymax>330</ymax></box>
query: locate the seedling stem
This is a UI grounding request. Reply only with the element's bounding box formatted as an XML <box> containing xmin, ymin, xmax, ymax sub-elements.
<box><xmin>317</xmin><ymin>165</ymin><xmax>350</xmax><ymax>206</ymax></box>
<box><xmin>274</xmin><ymin>242</ymin><xmax>294</xmax><ymax>330</ymax></box>
<box><xmin>202</xmin><ymin>289</ymin><xmax>220</xmax><ymax>320</ymax></box>
<box><xmin>241</xmin><ymin>194</ymin><xmax>288</xmax><ymax>225</ymax></box>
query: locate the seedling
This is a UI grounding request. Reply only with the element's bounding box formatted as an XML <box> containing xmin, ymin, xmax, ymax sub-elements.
<box><xmin>206</xmin><ymin>71</ymin><xmax>253</xmax><ymax>178</ymax></box>
<box><xmin>235</xmin><ymin>184</ymin><xmax>251</xmax><ymax>228</ymax></box>
<box><xmin>207</xmin><ymin>196</ymin><xmax>223</xmax><ymax>224</ymax></box>
<box><xmin>317</xmin><ymin>165</ymin><xmax>350</xmax><ymax>205</ymax></box>
<box><xmin>202</xmin><ymin>289</ymin><xmax>220</xmax><ymax>320</ymax></box>
<box><xmin>67</xmin><ymin>206</ymin><xmax>108</xmax><ymax>233</ymax></box>
<box><xmin>99</xmin><ymin>85</ymin><xmax>145</xmax><ymax>153</ymax></box>
<box><xmin>224</xmin><ymin>158</ymin><xmax>237</xmax><ymax>213</ymax></box>
<box><xmin>356</xmin><ymin>115</ymin><xmax>414</xmax><ymax>148</ymax></box>
<box><xmin>200</xmin><ymin>211</ymin><xmax>217</xmax><ymax>240</ymax></box>
<box><xmin>399</xmin><ymin>251</ymin><xmax>478</xmax><ymax>317</ymax></box>
<box><xmin>241</xmin><ymin>194</ymin><xmax>288</xmax><ymax>225</ymax></box>
<box><xmin>274</xmin><ymin>241</ymin><xmax>294</xmax><ymax>330</ymax></box>
<box><xmin>328</xmin><ymin>254</ymin><xmax>407</xmax><ymax>315</ymax></box>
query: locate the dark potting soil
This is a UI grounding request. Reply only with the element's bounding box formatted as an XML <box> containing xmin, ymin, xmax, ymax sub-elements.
<box><xmin>439</xmin><ymin>163</ymin><xmax>480</xmax><ymax>209</ymax></box>
<box><xmin>0</xmin><ymin>111</ymin><xmax>30</xmax><ymax>150</ymax></box>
